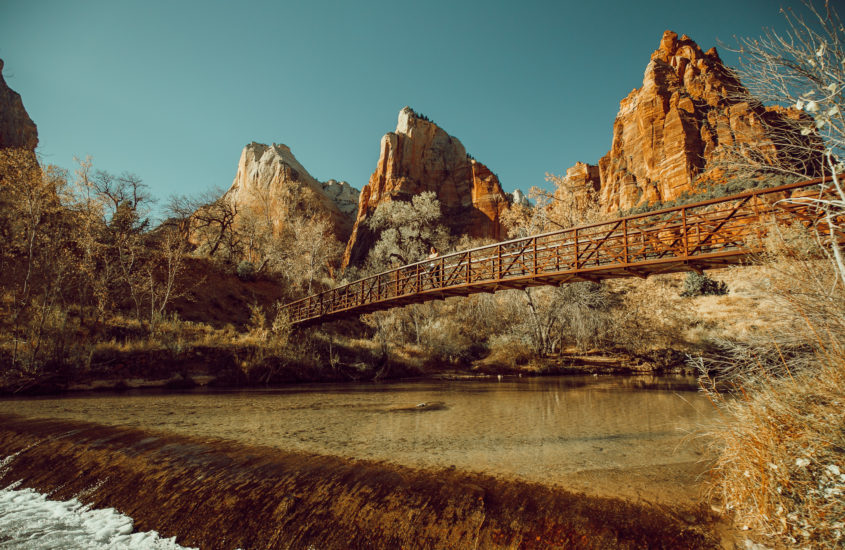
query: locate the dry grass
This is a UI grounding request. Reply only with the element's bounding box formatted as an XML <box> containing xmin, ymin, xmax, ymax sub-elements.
<box><xmin>698</xmin><ymin>228</ymin><xmax>845</xmax><ymax>549</ymax></box>
<box><xmin>684</xmin><ymin>265</ymin><xmax>802</xmax><ymax>344</ymax></box>
<box><xmin>482</xmin><ymin>333</ymin><xmax>535</xmax><ymax>368</ymax></box>
<box><xmin>700</xmin><ymin>346</ymin><xmax>845</xmax><ymax>548</ymax></box>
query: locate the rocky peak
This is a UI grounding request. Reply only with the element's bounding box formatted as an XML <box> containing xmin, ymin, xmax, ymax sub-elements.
<box><xmin>0</xmin><ymin>59</ymin><xmax>38</xmax><ymax>151</ymax></box>
<box><xmin>646</xmin><ymin>30</ymin><xmax>742</xmax><ymax>108</ymax></box>
<box><xmin>225</xmin><ymin>142</ymin><xmax>356</xmax><ymax>240</ymax></box>
<box><xmin>509</xmin><ymin>189</ymin><xmax>530</xmax><ymax>207</ymax></box>
<box><xmin>565</xmin><ymin>31</ymin><xmax>817</xmax><ymax>214</ymax></box>
<box><xmin>341</xmin><ymin>107</ymin><xmax>512</xmax><ymax>268</ymax></box>
<box><xmin>564</xmin><ymin>162</ymin><xmax>601</xmax><ymax>193</ymax></box>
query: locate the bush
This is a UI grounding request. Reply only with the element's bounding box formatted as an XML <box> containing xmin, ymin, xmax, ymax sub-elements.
<box><xmin>484</xmin><ymin>334</ymin><xmax>534</xmax><ymax>368</ymax></box>
<box><xmin>236</xmin><ymin>261</ymin><xmax>256</xmax><ymax>281</ymax></box>
<box><xmin>680</xmin><ymin>271</ymin><xmax>728</xmax><ymax>297</ymax></box>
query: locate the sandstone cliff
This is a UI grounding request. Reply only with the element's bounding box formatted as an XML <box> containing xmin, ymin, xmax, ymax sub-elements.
<box><xmin>567</xmin><ymin>31</ymin><xmax>818</xmax><ymax>214</ymax></box>
<box><xmin>342</xmin><ymin>107</ymin><xmax>513</xmax><ymax>268</ymax></box>
<box><xmin>225</xmin><ymin>142</ymin><xmax>358</xmax><ymax>241</ymax></box>
<box><xmin>0</xmin><ymin>59</ymin><xmax>38</xmax><ymax>152</ymax></box>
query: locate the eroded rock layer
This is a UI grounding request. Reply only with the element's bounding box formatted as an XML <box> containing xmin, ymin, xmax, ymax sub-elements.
<box><xmin>342</xmin><ymin>107</ymin><xmax>512</xmax><ymax>268</ymax></box>
<box><xmin>569</xmin><ymin>31</ymin><xmax>818</xmax><ymax>214</ymax></box>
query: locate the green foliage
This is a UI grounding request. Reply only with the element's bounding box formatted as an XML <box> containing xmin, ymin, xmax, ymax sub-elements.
<box><xmin>406</xmin><ymin>107</ymin><xmax>433</xmax><ymax>124</ymax></box>
<box><xmin>237</xmin><ymin>260</ymin><xmax>256</xmax><ymax>281</ymax></box>
<box><xmin>680</xmin><ymin>271</ymin><xmax>728</xmax><ymax>297</ymax></box>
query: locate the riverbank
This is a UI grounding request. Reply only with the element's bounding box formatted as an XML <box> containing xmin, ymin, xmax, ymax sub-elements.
<box><xmin>0</xmin><ymin>343</ymin><xmax>692</xmax><ymax>397</ymax></box>
<box><xmin>0</xmin><ymin>414</ymin><xmax>720</xmax><ymax>549</ymax></box>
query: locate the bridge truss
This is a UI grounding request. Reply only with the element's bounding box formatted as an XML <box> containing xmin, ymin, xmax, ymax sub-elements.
<box><xmin>283</xmin><ymin>178</ymin><xmax>843</xmax><ymax>327</ymax></box>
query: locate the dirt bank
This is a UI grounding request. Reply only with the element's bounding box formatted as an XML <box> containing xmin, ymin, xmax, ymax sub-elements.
<box><xmin>0</xmin><ymin>414</ymin><xmax>720</xmax><ymax>549</ymax></box>
<box><xmin>0</xmin><ymin>347</ymin><xmax>690</xmax><ymax>397</ymax></box>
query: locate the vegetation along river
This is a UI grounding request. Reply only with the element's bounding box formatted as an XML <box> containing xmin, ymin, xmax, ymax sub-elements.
<box><xmin>0</xmin><ymin>375</ymin><xmax>723</xmax><ymax>548</ymax></box>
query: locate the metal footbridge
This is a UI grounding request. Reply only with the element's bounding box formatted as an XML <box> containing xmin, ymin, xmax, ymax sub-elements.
<box><xmin>283</xmin><ymin>178</ymin><xmax>843</xmax><ymax>327</ymax></box>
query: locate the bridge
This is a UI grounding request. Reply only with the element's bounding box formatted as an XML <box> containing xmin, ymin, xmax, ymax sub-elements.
<box><xmin>283</xmin><ymin>178</ymin><xmax>842</xmax><ymax>327</ymax></box>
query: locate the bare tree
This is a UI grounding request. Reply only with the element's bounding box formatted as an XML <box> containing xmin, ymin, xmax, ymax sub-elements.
<box><xmin>365</xmin><ymin>192</ymin><xmax>451</xmax><ymax>271</ymax></box>
<box><xmin>502</xmin><ymin>172</ymin><xmax>603</xmax><ymax>240</ymax></box>
<box><xmin>725</xmin><ymin>0</ymin><xmax>845</xmax><ymax>282</ymax></box>
<box><xmin>0</xmin><ymin>150</ymin><xmax>58</xmax><ymax>311</ymax></box>
<box><xmin>0</xmin><ymin>151</ymin><xmax>87</xmax><ymax>375</ymax></box>
<box><xmin>67</xmin><ymin>157</ymin><xmax>116</xmax><ymax>325</ymax></box>
<box><xmin>168</xmin><ymin>188</ymin><xmax>239</xmax><ymax>260</ymax></box>
<box><xmin>146</xmin><ymin>226</ymin><xmax>187</xmax><ymax>329</ymax></box>
<box><xmin>697</xmin><ymin>6</ymin><xmax>845</xmax><ymax>546</ymax></box>
<box><xmin>93</xmin><ymin>171</ymin><xmax>152</xmax><ymax>319</ymax></box>
<box><xmin>534</xmin><ymin>172</ymin><xmax>604</xmax><ymax>230</ymax></box>
<box><xmin>279</xmin><ymin>214</ymin><xmax>342</xmax><ymax>295</ymax></box>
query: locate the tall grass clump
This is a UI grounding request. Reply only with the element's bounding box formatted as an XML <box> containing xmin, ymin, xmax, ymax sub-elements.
<box><xmin>696</xmin><ymin>224</ymin><xmax>845</xmax><ymax>548</ymax></box>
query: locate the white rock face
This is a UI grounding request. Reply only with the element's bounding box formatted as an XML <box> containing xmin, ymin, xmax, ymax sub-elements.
<box><xmin>396</xmin><ymin>106</ymin><xmax>415</xmax><ymax>136</ymax></box>
<box><xmin>320</xmin><ymin>179</ymin><xmax>360</xmax><ymax>215</ymax></box>
<box><xmin>227</xmin><ymin>142</ymin><xmax>323</xmax><ymax>204</ymax></box>
<box><xmin>509</xmin><ymin>189</ymin><xmax>531</xmax><ymax>207</ymax></box>
<box><xmin>225</xmin><ymin>142</ymin><xmax>356</xmax><ymax>238</ymax></box>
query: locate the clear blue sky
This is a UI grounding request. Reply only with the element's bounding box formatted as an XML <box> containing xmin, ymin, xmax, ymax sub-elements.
<box><xmin>1</xmin><ymin>0</ymin><xmax>796</xmax><ymax>216</ymax></box>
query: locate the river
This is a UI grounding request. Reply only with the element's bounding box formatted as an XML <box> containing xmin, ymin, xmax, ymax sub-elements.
<box><xmin>0</xmin><ymin>374</ymin><xmax>716</xmax><ymax>505</ymax></box>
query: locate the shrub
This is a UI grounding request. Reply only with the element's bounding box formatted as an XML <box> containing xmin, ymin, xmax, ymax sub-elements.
<box><xmin>680</xmin><ymin>271</ymin><xmax>728</xmax><ymax>297</ymax></box>
<box><xmin>485</xmin><ymin>333</ymin><xmax>534</xmax><ymax>368</ymax></box>
<box><xmin>236</xmin><ymin>261</ymin><xmax>256</xmax><ymax>281</ymax></box>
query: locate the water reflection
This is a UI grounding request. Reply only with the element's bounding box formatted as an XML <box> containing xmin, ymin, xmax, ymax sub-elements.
<box><xmin>0</xmin><ymin>375</ymin><xmax>715</xmax><ymax>486</ymax></box>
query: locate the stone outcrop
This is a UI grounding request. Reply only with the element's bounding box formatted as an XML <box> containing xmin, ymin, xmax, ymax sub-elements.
<box><xmin>563</xmin><ymin>162</ymin><xmax>601</xmax><ymax>194</ymax></box>
<box><xmin>225</xmin><ymin>142</ymin><xmax>358</xmax><ymax>240</ymax></box>
<box><xmin>568</xmin><ymin>31</ymin><xmax>818</xmax><ymax>214</ymax></box>
<box><xmin>509</xmin><ymin>189</ymin><xmax>531</xmax><ymax>207</ymax></box>
<box><xmin>0</xmin><ymin>59</ymin><xmax>38</xmax><ymax>152</ymax></box>
<box><xmin>342</xmin><ymin>107</ymin><xmax>514</xmax><ymax>268</ymax></box>
<box><xmin>320</xmin><ymin>179</ymin><xmax>359</xmax><ymax>216</ymax></box>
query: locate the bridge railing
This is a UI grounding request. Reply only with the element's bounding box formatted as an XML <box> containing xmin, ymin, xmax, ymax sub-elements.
<box><xmin>284</xmin><ymin>178</ymin><xmax>839</xmax><ymax>324</ymax></box>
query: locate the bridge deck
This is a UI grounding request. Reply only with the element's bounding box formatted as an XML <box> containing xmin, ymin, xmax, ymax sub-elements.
<box><xmin>283</xmin><ymin>178</ymin><xmax>843</xmax><ymax>326</ymax></box>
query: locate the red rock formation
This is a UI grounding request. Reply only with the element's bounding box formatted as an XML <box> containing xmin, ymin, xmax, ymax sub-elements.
<box><xmin>563</xmin><ymin>162</ymin><xmax>601</xmax><ymax>194</ymax></box>
<box><xmin>569</xmin><ymin>31</ymin><xmax>819</xmax><ymax>214</ymax></box>
<box><xmin>342</xmin><ymin>107</ymin><xmax>511</xmax><ymax>268</ymax></box>
<box><xmin>0</xmin><ymin>59</ymin><xmax>38</xmax><ymax>152</ymax></box>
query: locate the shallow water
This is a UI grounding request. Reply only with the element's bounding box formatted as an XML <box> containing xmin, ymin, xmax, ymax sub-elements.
<box><xmin>0</xmin><ymin>375</ymin><xmax>715</xmax><ymax>487</ymax></box>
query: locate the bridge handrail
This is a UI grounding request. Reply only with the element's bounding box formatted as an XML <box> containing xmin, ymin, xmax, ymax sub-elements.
<box><xmin>282</xmin><ymin>176</ymin><xmax>835</xmax><ymax>319</ymax></box>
